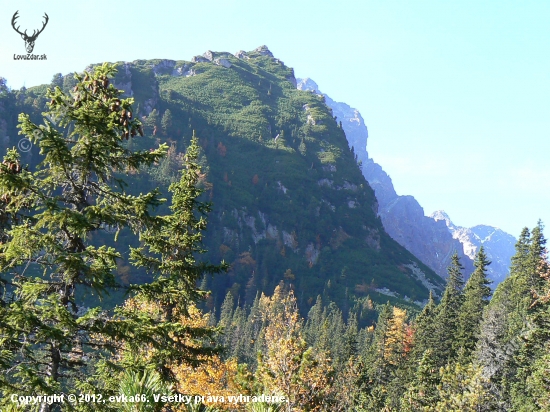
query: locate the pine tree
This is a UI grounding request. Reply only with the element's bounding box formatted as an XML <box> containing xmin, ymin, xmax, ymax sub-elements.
<box><xmin>401</xmin><ymin>349</ymin><xmax>440</xmax><ymax>411</ymax></box>
<box><xmin>0</xmin><ymin>63</ymin><xmax>167</xmax><ymax>410</ymax></box>
<box><xmin>118</xmin><ymin>369</ymin><xmax>171</xmax><ymax>412</ymax></box>
<box><xmin>0</xmin><ymin>65</ymin><xmax>226</xmax><ymax>410</ymax></box>
<box><xmin>432</xmin><ymin>252</ymin><xmax>465</xmax><ymax>365</ymax></box>
<box><xmin>161</xmin><ymin>109</ymin><xmax>173</xmax><ymax>135</ymax></box>
<box><xmin>125</xmin><ymin>132</ymin><xmax>228</xmax><ymax>375</ymax></box>
<box><xmin>435</xmin><ymin>362</ymin><xmax>490</xmax><ymax>411</ymax></box>
<box><xmin>457</xmin><ymin>246</ymin><xmax>492</xmax><ymax>360</ymax></box>
<box><xmin>411</xmin><ymin>290</ymin><xmax>437</xmax><ymax>359</ymax></box>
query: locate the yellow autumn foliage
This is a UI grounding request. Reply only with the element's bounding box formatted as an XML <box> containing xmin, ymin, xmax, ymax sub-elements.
<box><xmin>172</xmin><ymin>356</ymin><xmax>242</xmax><ymax>411</ymax></box>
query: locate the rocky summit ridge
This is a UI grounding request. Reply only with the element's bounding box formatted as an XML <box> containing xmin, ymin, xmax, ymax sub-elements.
<box><xmin>431</xmin><ymin>211</ymin><xmax>516</xmax><ymax>285</ymax></box>
<box><xmin>297</xmin><ymin>77</ymin><xmax>516</xmax><ymax>283</ymax></box>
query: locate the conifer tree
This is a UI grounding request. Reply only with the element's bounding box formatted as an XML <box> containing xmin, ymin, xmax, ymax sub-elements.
<box><xmin>527</xmin><ymin>220</ymin><xmax>547</xmax><ymax>291</ymax></box>
<box><xmin>50</xmin><ymin>73</ymin><xmax>64</xmax><ymax>90</ymax></box>
<box><xmin>411</xmin><ymin>290</ymin><xmax>437</xmax><ymax>360</ymax></box>
<box><xmin>124</xmin><ymin>132</ymin><xmax>228</xmax><ymax>375</ymax></box>
<box><xmin>401</xmin><ymin>349</ymin><xmax>440</xmax><ymax>411</ymax></box>
<box><xmin>236</xmin><ymin>292</ymin><xmax>265</xmax><ymax>368</ymax></box>
<box><xmin>144</xmin><ymin>108</ymin><xmax>160</xmax><ymax>135</ymax></box>
<box><xmin>304</xmin><ymin>295</ymin><xmax>324</xmax><ymax>347</ymax></box>
<box><xmin>510</xmin><ymin>223</ymin><xmax>549</xmax><ymax>410</ymax></box>
<box><xmin>476</xmin><ymin>223</ymin><xmax>547</xmax><ymax>409</ymax></box>
<box><xmin>0</xmin><ymin>63</ymin><xmax>168</xmax><ymax>410</ymax></box>
<box><xmin>381</xmin><ymin>307</ymin><xmax>412</xmax><ymax>410</ymax></box>
<box><xmin>457</xmin><ymin>246</ymin><xmax>492</xmax><ymax>359</ymax></box>
<box><xmin>432</xmin><ymin>252</ymin><xmax>465</xmax><ymax>365</ymax></box>
<box><xmin>435</xmin><ymin>362</ymin><xmax>490</xmax><ymax>411</ymax></box>
<box><xmin>342</xmin><ymin>312</ymin><xmax>359</xmax><ymax>364</ymax></box>
<box><xmin>361</xmin><ymin>303</ymin><xmax>394</xmax><ymax>410</ymax></box>
<box><xmin>474</xmin><ymin>301</ymin><xmax>511</xmax><ymax>410</ymax></box>
<box><xmin>0</xmin><ymin>65</ymin><xmax>226</xmax><ymax>410</ymax></box>
<box><xmin>507</xmin><ymin>227</ymin><xmax>532</xmax><ymax>311</ymax></box>
<box><xmin>219</xmin><ymin>291</ymin><xmax>235</xmax><ymax>330</ymax></box>
<box><xmin>161</xmin><ymin>109</ymin><xmax>173</xmax><ymax>135</ymax></box>
<box><xmin>298</xmin><ymin>138</ymin><xmax>306</xmax><ymax>156</ymax></box>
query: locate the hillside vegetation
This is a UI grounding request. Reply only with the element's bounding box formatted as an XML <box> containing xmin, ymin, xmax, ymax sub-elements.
<box><xmin>0</xmin><ymin>47</ymin><xmax>444</xmax><ymax>316</ymax></box>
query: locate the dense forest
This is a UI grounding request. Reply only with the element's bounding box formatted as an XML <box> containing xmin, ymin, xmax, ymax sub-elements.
<box><xmin>1</xmin><ymin>59</ymin><xmax>549</xmax><ymax>411</ymax></box>
<box><xmin>205</xmin><ymin>222</ymin><xmax>550</xmax><ymax>411</ymax></box>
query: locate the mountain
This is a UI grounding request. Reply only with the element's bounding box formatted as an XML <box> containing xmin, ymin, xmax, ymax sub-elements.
<box><xmin>431</xmin><ymin>211</ymin><xmax>516</xmax><ymax>284</ymax></box>
<box><xmin>297</xmin><ymin>78</ymin><xmax>516</xmax><ymax>283</ymax></box>
<box><xmin>297</xmin><ymin>78</ymin><xmax>473</xmax><ymax>278</ymax></box>
<box><xmin>0</xmin><ymin>46</ymin><xmax>445</xmax><ymax>315</ymax></box>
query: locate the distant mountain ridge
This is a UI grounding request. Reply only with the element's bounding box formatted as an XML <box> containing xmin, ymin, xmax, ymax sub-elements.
<box><xmin>431</xmin><ymin>211</ymin><xmax>516</xmax><ymax>284</ymax></box>
<box><xmin>297</xmin><ymin>78</ymin><xmax>516</xmax><ymax>283</ymax></box>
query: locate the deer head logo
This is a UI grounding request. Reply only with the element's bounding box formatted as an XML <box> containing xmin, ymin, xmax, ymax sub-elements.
<box><xmin>11</xmin><ymin>11</ymin><xmax>49</xmax><ymax>54</ymax></box>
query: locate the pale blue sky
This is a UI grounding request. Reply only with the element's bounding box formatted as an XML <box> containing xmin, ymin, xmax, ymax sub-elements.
<box><xmin>1</xmin><ymin>0</ymin><xmax>549</xmax><ymax>237</ymax></box>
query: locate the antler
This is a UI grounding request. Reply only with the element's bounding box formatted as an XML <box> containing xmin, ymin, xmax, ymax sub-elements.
<box><xmin>28</xmin><ymin>13</ymin><xmax>49</xmax><ymax>40</ymax></box>
<box><xmin>11</xmin><ymin>11</ymin><xmax>26</xmax><ymax>37</ymax></box>
<box><xmin>11</xmin><ymin>11</ymin><xmax>49</xmax><ymax>40</ymax></box>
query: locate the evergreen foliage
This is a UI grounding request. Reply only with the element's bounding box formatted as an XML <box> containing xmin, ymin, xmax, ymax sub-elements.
<box><xmin>411</xmin><ymin>290</ymin><xmax>437</xmax><ymax>360</ymax></box>
<box><xmin>0</xmin><ymin>64</ymin><xmax>224</xmax><ymax>411</ymax></box>
<box><xmin>401</xmin><ymin>349</ymin><xmax>440</xmax><ymax>411</ymax></box>
<box><xmin>0</xmin><ymin>64</ymin><xmax>167</xmax><ymax>409</ymax></box>
<box><xmin>457</xmin><ymin>246</ymin><xmax>492</xmax><ymax>359</ymax></box>
<box><xmin>432</xmin><ymin>252</ymin><xmax>465</xmax><ymax>365</ymax></box>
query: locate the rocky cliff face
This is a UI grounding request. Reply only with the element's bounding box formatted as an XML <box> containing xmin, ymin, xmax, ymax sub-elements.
<box><xmin>431</xmin><ymin>211</ymin><xmax>516</xmax><ymax>284</ymax></box>
<box><xmin>297</xmin><ymin>78</ymin><xmax>520</xmax><ymax>282</ymax></box>
<box><xmin>361</xmin><ymin>159</ymin><xmax>474</xmax><ymax>278</ymax></box>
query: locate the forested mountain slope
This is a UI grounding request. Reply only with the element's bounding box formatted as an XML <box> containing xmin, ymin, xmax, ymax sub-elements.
<box><xmin>0</xmin><ymin>46</ymin><xmax>444</xmax><ymax>315</ymax></box>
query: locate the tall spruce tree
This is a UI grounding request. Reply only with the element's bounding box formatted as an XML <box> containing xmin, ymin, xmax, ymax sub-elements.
<box><xmin>0</xmin><ymin>63</ymin><xmax>168</xmax><ymax>410</ymax></box>
<box><xmin>509</xmin><ymin>222</ymin><xmax>548</xmax><ymax>410</ymax></box>
<box><xmin>432</xmin><ymin>252</ymin><xmax>465</xmax><ymax>365</ymax></box>
<box><xmin>411</xmin><ymin>290</ymin><xmax>437</xmax><ymax>360</ymax></box>
<box><xmin>527</xmin><ymin>221</ymin><xmax>547</xmax><ymax>292</ymax></box>
<box><xmin>524</xmin><ymin>248</ymin><xmax>550</xmax><ymax>410</ymax></box>
<box><xmin>121</xmin><ymin>132</ymin><xmax>228</xmax><ymax>377</ymax></box>
<box><xmin>401</xmin><ymin>349</ymin><xmax>440</xmax><ymax>411</ymax></box>
<box><xmin>161</xmin><ymin>109</ymin><xmax>173</xmax><ymax>135</ymax></box>
<box><xmin>360</xmin><ymin>303</ymin><xmax>394</xmax><ymax>410</ymax></box>
<box><xmin>457</xmin><ymin>246</ymin><xmax>492</xmax><ymax>359</ymax></box>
